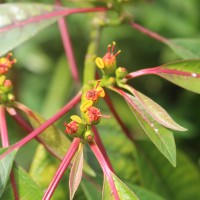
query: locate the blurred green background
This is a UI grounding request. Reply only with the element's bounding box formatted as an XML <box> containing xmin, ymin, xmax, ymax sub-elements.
<box><xmin>1</xmin><ymin>0</ymin><xmax>199</xmax><ymax>171</ymax></box>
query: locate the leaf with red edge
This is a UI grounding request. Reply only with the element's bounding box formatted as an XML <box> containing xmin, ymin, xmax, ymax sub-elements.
<box><xmin>102</xmin><ymin>173</ymin><xmax>139</xmax><ymax>200</ymax></box>
<box><xmin>154</xmin><ymin>60</ymin><xmax>200</xmax><ymax>94</ymax></box>
<box><xmin>125</xmin><ymin>85</ymin><xmax>187</xmax><ymax>131</ymax></box>
<box><xmin>0</xmin><ymin>3</ymin><xmax>69</xmax><ymax>56</ymax></box>
<box><xmin>69</xmin><ymin>143</ymin><xmax>84</xmax><ymax>200</ymax></box>
<box><xmin>111</xmin><ymin>88</ymin><xmax>176</xmax><ymax>166</ymax></box>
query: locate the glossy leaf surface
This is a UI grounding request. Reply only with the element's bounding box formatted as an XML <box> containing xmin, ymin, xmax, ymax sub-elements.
<box><xmin>155</xmin><ymin>60</ymin><xmax>200</xmax><ymax>94</ymax></box>
<box><xmin>0</xmin><ymin>3</ymin><xmax>68</xmax><ymax>56</ymax></box>
<box><xmin>69</xmin><ymin>143</ymin><xmax>84</xmax><ymax>200</ymax></box>
<box><xmin>1</xmin><ymin>164</ymin><xmax>43</xmax><ymax>200</ymax></box>
<box><xmin>127</xmin><ymin>86</ymin><xmax>187</xmax><ymax>131</ymax></box>
<box><xmin>0</xmin><ymin>148</ymin><xmax>16</xmax><ymax>198</ymax></box>
<box><xmin>137</xmin><ymin>142</ymin><xmax>200</xmax><ymax>200</ymax></box>
<box><xmin>120</xmin><ymin>91</ymin><xmax>176</xmax><ymax>166</ymax></box>
<box><xmin>102</xmin><ymin>173</ymin><xmax>139</xmax><ymax>200</ymax></box>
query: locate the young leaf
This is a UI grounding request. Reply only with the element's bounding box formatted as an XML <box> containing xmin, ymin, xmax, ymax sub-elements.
<box><xmin>102</xmin><ymin>173</ymin><xmax>139</xmax><ymax>200</ymax></box>
<box><xmin>126</xmin><ymin>86</ymin><xmax>187</xmax><ymax>131</ymax></box>
<box><xmin>116</xmin><ymin>90</ymin><xmax>176</xmax><ymax>166</ymax></box>
<box><xmin>137</xmin><ymin>142</ymin><xmax>200</xmax><ymax>200</ymax></box>
<box><xmin>154</xmin><ymin>60</ymin><xmax>200</xmax><ymax>94</ymax></box>
<box><xmin>69</xmin><ymin>143</ymin><xmax>84</xmax><ymax>200</ymax></box>
<box><xmin>0</xmin><ymin>148</ymin><xmax>17</xmax><ymax>198</ymax></box>
<box><xmin>1</xmin><ymin>164</ymin><xmax>43</xmax><ymax>200</ymax></box>
<box><xmin>167</xmin><ymin>39</ymin><xmax>200</xmax><ymax>59</ymax></box>
<box><xmin>0</xmin><ymin>3</ymin><xmax>68</xmax><ymax>56</ymax></box>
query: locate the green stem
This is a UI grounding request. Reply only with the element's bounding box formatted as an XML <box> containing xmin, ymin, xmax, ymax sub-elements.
<box><xmin>83</xmin><ymin>19</ymin><xmax>102</xmax><ymax>86</ymax></box>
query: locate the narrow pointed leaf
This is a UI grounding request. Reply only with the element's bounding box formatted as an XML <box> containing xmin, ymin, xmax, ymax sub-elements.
<box><xmin>167</xmin><ymin>39</ymin><xmax>200</xmax><ymax>59</ymax></box>
<box><xmin>69</xmin><ymin>143</ymin><xmax>84</xmax><ymax>200</ymax></box>
<box><xmin>154</xmin><ymin>60</ymin><xmax>200</xmax><ymax>93</ymax></box>
<box><xmin>114</xmin><ymin>89</ymin><xmax>176</xmax><ymax>166</ymax></box>
<box><xmin>126</xmin><ymin>86</ymin><xmax>187</xmax><ymax>131</ymax></box>
<box><xmin>0</xmin><ymin>3</ymin><xmax>69</xmax><ymax>56</ymax></box>
<box><xmin>0</xmin><ymin>148</ymin><xmax>17</xmax><ymax>198</ymax></box>
<box><xmin>103</xmin><ymin>173</ymin><xmax>139</xmax><ymax>200</ymax></box>
<box><xmin>1</xmin><ymin>164</ymin><xmax>43</xmax><ymax>200</ymax></box>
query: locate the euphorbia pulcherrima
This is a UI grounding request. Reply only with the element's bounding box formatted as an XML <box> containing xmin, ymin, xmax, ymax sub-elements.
<box><xmin>1</xmin><ymin>1</ymin><xmax>200</xmax><ymax>200</ymax></box>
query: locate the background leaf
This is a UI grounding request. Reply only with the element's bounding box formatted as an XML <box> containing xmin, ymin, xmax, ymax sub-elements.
<box><xmin>0</xmin><ymin>148</ymin><xmax>17</xmax><ymax>198</ymax></box>
<box><xmin>1</xmin><ymin>164</ymin><xmax>43</xmax><ymax>200</ymax></box>
<box><xmin>155</xmin><ymin>60</ymin><xmax>200</xmax><ymax>94</ymax></box>
<box><xmin>167</xmin><ymin>39</ymin><xmax>200</xmax><ymax>59</ymax></box>
<box><xmin>137</xmin><ymin>141</ymin><xmax>200</xmax><ymax>200</ymax></box>
<box><xmin>0</xmin><ymin>3</ymin><xmax>67</xmax><ymax>56</ymax></box>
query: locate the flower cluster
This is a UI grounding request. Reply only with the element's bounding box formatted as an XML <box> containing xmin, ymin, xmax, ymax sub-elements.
<box><xmin>0</xmin><ymin>53</ymin><xmax>16</xmax><ymax>105</ymax></box>
<box><xmin>64</xmin><ymin>82</ymin><xmax>108</xmax><ymax>142</ymax></box>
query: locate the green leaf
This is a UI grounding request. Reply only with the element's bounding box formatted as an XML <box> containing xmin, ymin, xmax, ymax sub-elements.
<box><xmin>69</xmin><ymin>143</ymin><xmax>84</xmax><ymax>200</ymax></box>
<box><xmin>137</xmin><ymin>142</ymin><xmax>200</xmax><ymax>200</ymax></box>
<box><xmin>41</xmin><ymin>55</ymin><xmax>73</xmax><ymax>118</ymax></box>
<box><xmin>0</xmin><ymin>148</ymin><xmax>17</xmax><ymax>198</ymax></box>
<box><xmin>167</xmin><ymin>39</ymin><xmax>200</xmax><ymax>59</ymax></box>
<box><xmin>0</xmin><ymin>3</ymin><xmax>68</xmax><ymax>56</ymax></box>
<box><xmin>1</xmin><ymin>164</ymin><xmax>43</xmax><ymax>200</ymax></box>
<box><xmin>155</xmin><ymin>60</ymin><xmax>200</xmax><ymax>94</ymax></box>
<box><xmin>127</xmin><ymin>86</ymin><xmax>187</xmax><ymax>131</ymax></box>
<box><xmin>102</xmin><ymin>173</ymin><xmax>139</xmax><ymax>200</ymax></box>
<box><xmin>122</xmin><ymin>92</ymin><xmax>176</xmax><ymax>166</ymax></box>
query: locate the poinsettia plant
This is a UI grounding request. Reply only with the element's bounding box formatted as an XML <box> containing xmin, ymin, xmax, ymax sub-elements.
<box><xmin>0</xmin><ymin>0</ymin><xmax>200</xmax><ymax>200</ymax></box>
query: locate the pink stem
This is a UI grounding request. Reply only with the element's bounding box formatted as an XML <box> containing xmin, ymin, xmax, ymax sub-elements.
<box><xmin>0</xmin><ymin>106</ymin><xmax>19</xmax><ymax>200</ymax></box>
<box><xmin>126</xmin><ymin>67</ymin><xmax>159</xmax><ymax>79</ymax></box>
<box><xmin>104</xmin><ymin>93</ymin><xmax>134</xmax><ymax>141</ymax></box>
<box><xmin>42</xmin><ymin>138</ymin><xmax>80</xmax><ymax>200</ymax></box>
<box><xmin>0</xmin><ymin>105</ymin><xmax>9</xmax><ymax>147</ymax></box>
<box><xmin>56</xmin><ymin>0</ymin><xmax>80</xmax><ymax>85</ymax></box>
<box><xmin>130</xmin><ymin>22</ymin><xmax>169</xmax><ymax>44</ymax></box>
<box><xmin>10</xmin><ymin>112</ymin><xmax>62</xmax><ymax>160</ymax></box>
<box><xmin>0</xmin><ymin>92</ymin><xmax>81</xmax><ymax>159</ymax></box>
<box><xmin>90</xmin><ymin>141</ymin><xmax>120</xmax><ymax>200</ymax></box>
<box><xmin>92</xmin><ymin>126</ymin><xmax>114</xmax><ymax>172</ymax></box>
<box><xmin>0</xmin><ymin>7</ymin><xmax>107</xmax><ymax>33</ymax></box>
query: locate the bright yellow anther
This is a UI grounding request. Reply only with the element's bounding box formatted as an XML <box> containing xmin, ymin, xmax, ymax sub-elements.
<box><xmin>95</xmin><ymin>57</ymin><xmax>104</xmax><ymax>69</ymax></box>
<box><xmin>70</xmin><ymin>115</ymin><xmax>82</xmax><ymax>123</ymax></box>
<box><xmin>80</xmin><ymin>100</ymin><xmax>93</xmax><ymax>113</ymax></box>
<box><xmin>96</xmin><ymin>86</ymin><xmax>105</xmax><ymax>98</ymax></box>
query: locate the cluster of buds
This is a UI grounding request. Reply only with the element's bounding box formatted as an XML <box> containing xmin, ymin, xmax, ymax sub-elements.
<box><xmin>0</xmin><ymin>53</ymin><xmax>16</xmax><ymax>105</ymax></box>
<box><xmin>95</xmin><ymin>41</ymin><xmax>121</xmax><ymax>75</ymax></box>
<box><xmin>64</xmin><ymin>82</ymin><xmax>109</xmax><ymax>142</ymax></box>
<box><xmin>0</xmin><ymin>75</ymin><xmax>15</xmax><ymax>104</ymax></box>
<box><xmin>0</xmin><ymin>53</ymin><xmax>17</xmax><ymax>75</ymax></box>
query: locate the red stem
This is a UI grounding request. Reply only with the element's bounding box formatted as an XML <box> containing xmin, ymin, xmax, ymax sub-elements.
<box><xmin>92</xmin><ymin>126</ymin><xmax>114</xmax><ymax>172</ymax></box>
<box><xmin>104</xmin><ymin>93</ymin><xmax>134</xmax><ymax>141</ymax></box>
<box><xmin>42</xmin><ymin>138</ymin><xmax>80</xmax><ymax>200</ymax></box>
<box><xmin>126</xmin><ymin>67</ymin><xmax>158</xmax><ymax>79</ymax></box>
<box><xmin>0</xmin><ymin>106</ymin><xmax>19</xmax><ymax>200</ymax></box>
<box><xmin>56</xmin><ymin>0</ymin><xmax>80</xmax><ymax>85</ymax></box>
<box><xmin>0</xmin><ymin>105</ymin><xmax>9</xmax><ymax>147</ymax></box>
<box><xmin>130</xmin><ymin>22</ymin><xmax>169</xmax><ymax>44</ymax></box>
<box><xmin>0</xmin><ymin>92</ymin><xmax>81</xmax><ymax>159</ymax></box>
<box><xmin>90</xmin><ymin>141</ymin><xmax>120</xmax><ymax>200</ymax></box>
<box><xmin>10</xmin><ymin>112</ymin><xmax>62</xmax><ymax>160</ymax></box>
<box><xmin>0</xmin><ymin>7</ymin><xmax>107</xmax><ymax>33</ymax></box>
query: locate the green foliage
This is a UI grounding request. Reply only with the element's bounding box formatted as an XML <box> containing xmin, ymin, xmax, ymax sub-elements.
<box><xmin>0</xmin><ymin>0</ymin><xmax>200</xmax><ymax>199</ymax></box>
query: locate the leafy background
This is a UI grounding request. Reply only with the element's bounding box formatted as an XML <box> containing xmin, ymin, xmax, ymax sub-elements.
<box><xmin>1</xmin><ymin>0</ymin><xmax>200</xmax><ymax>199</ymax></box>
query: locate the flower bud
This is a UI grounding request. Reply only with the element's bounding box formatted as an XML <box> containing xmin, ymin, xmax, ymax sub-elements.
<box><xmin>0</xmin><ymin>53</ymin><xmax>17</xmax><ymax>75</ymax></box>
<box><xmin>115</xmin><ymin>67</ymin><xmax>128</xmax><ymax>79</ymax></box>
<box><xmin>83</xmin><ymin>130</ymin><xmax>94</xmax><ymax>142</ymax></box>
